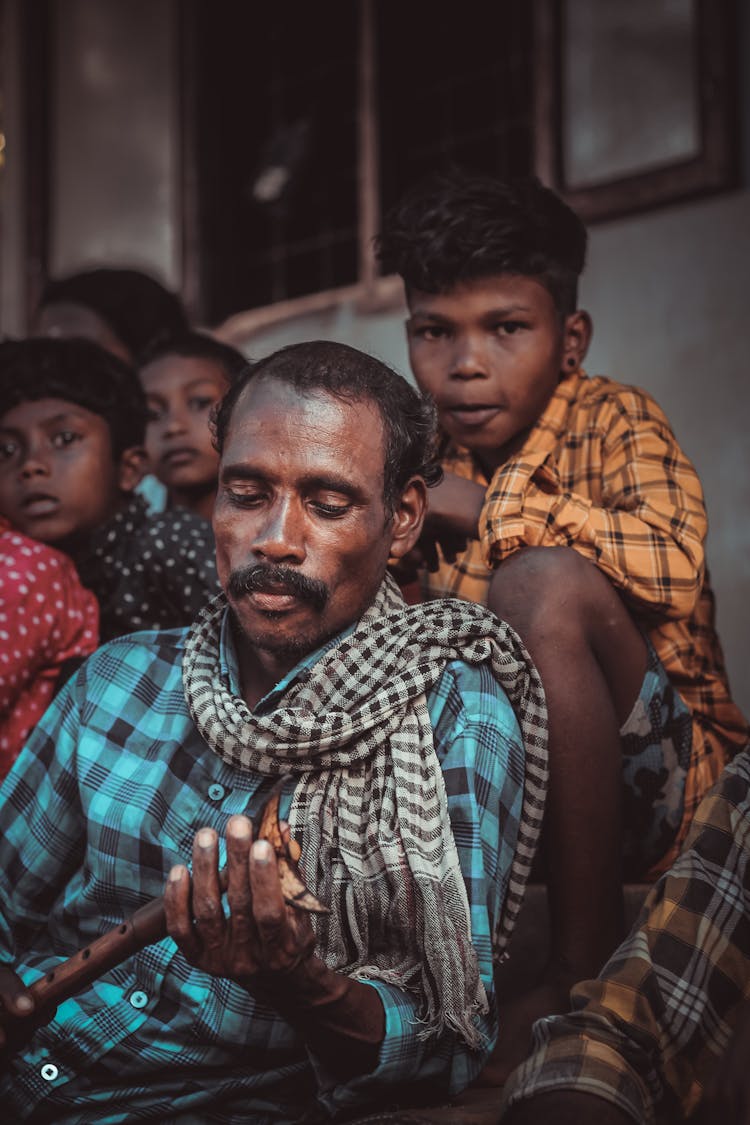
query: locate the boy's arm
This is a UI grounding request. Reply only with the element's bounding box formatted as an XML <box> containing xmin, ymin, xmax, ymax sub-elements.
<box><xmin>480</xmin><ymin>397</ymin><xmax>706</xmax><ymax>619</ymax></box>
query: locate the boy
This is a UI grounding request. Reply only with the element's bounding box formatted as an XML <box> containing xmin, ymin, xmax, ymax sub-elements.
<box><xmin>0</xmin><ymin>337</ymin><xmax>220</xmax><ymax>642</ymax></box>
<box><xmin>377</xmin><ymin>170</ymin><xmax>749</xmax><ymax>1073</ymax></box>
<box><xmin>139</xmin><ymin>332</ymin><xmax>247</xmax><ymax>520</ymax></box>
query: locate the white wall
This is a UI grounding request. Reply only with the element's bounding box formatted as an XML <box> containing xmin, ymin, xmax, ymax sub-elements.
<box><xmin>50</xmin><ymin>0</ymin><xmax>179</xmax><ymax>285</ymax></box>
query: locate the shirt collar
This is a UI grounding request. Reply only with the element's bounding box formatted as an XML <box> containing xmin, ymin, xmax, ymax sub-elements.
<box><xmin>218</xmin><ymin>609</ymin><xmax>355</xmax><ymax>713</ymax></box>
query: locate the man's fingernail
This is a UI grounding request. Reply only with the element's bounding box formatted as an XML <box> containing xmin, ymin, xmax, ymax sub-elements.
<box><xmin>168</xmin><ymin>866</ymin><xmax>184</xmax><ymax>882</ymax></box>
<box><xmin>197</xmin><ymin>828</ymin><xmax>215</xmax><ymax>848</ymax></box>
<box><xmin>228</xmin><ymin>816</ymin><xmax>251</xmax><ymax>839</ymax></box>
<box><xmin>252</xmin><ymin>840</ymin><xmax>273</xmax><ymax>863</ymax></box>
<box><xmin>15</xmin><ymin>995</ymin><xmax>33</xmax><ymax>1014</ymax></box>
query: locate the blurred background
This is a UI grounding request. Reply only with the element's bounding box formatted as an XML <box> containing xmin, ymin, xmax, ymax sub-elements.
<box><xmin>1</xmin><ymin>0</ymin><xmax>748</xmax><ymax>712</ymax></box>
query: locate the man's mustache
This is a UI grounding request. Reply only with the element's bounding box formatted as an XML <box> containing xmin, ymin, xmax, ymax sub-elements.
<box><xmin>227</xmin><ymin>563</ymin><xmax>329</xmax><ymax>611</ymax></box>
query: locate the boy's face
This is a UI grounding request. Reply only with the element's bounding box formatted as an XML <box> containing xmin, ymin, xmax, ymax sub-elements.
<box><xmin>0</xmin><ymin>397</ymin><xmax>129</xmax><ymax>547</ymax></box>
<box><xmin>140</xmin><ymin>355</ymin><xmax>229</xmax><ymax>494</ymax></box>
<box><xmin>406</xmin><ymin>274</ymin><xmax>588</xmax><ymax>473</ymax></box>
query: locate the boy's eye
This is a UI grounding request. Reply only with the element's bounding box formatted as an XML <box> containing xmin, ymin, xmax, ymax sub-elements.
<box><xmin>417</xmin><ymin>324</ymin><xmax>448</xmax><ymax>341</ymax></box>
<box><xmin>189</xmin><ymin>395</ymin><xmax>218</xmax><ymax>413</ymax></box>
<box><xmin>497</xmin><ymin>320</ymin><xmax>527</xmax><ymax>335</ymax></box>
<box><xmin>146</xmin><ymin>407</ymin><xmax>163</xmax><ymax>423</ymax></box>
<box><xmin>0</xmin><ymin>438</ymin><xmax>19</xmax><ymax>462</ymax></box>
<box><xmin>52</xmin><ymin>430</ymin><xmax>82</xmax><ymax>448</ymax></box>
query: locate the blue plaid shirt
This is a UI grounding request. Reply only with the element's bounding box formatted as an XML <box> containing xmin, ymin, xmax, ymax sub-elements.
<box><xmin>0</xmin><ymin>613</ymin><xmax>525</xmax><ymax>1123</ymax></box>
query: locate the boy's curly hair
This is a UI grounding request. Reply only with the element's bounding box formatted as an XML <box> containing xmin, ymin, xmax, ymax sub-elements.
<box><xmin>376</xmin><ymin>168</ymin><xmax>587</xmax><ymax>316</ymax></box>
<box><xmin>0</xmin><ymin>337</ymin><xmax>148</xmax><ymax>457</ymax></box>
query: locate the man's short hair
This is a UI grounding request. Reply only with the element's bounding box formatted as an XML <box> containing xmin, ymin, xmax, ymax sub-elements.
<box><xmin>139</xmin><ymin>331</ymin><xmax>248</xmax><ymax>384</ymax></box>
<box><xmin>0</xmin><ymin>337</ymin><xmax>148</xmax><ymax>457</ymax></box>
<box><xmin>376</xmin><ymin>168</ymin><xmax>588</xmax><ymax>316</ymax></box>
<box><xmin>38</xmin><ymin>268</ymin><xmax>188</xmax><ymax>362</ymax></box>
<box><xmin>213</xmin><ymin>340</ymin><xmax>442</xmax><ymax>512</ymax></box>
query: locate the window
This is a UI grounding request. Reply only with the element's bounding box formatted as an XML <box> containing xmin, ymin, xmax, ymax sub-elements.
<box><xmin>184</xmin><ymin>0</ymin><xmax>536</xmax><ymax>326</ymax></box>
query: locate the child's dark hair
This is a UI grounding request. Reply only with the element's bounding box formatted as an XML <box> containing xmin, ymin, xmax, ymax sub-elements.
<box><xmin>38</xmin><ymin>268</ymin><xmax>188</xmax><ymax>363</ymax></box>
<box><xmin>213</xmin><ymin>340</ymin><xmax>442</xmax><ymax>514</ymax></box>
<box><xmin>376</xmin><ymin>169</ymin><xmax>588</xmax><ymax>316</ymax></box>
<box><xmin>139</xmin><ymin>332</ymin><xmax>248</xmax><ymax>383</ymax></box>
<box><xmin>0</xmin><ymin>337</ymin><xmax>148</xmax><ymax>457</ymax></box>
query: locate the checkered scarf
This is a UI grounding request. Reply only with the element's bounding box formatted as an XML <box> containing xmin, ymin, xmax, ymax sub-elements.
<box><xmin>182</xmin><ymin>574</ymin><xmax>548</xmax><ymax>1047</ymax></box>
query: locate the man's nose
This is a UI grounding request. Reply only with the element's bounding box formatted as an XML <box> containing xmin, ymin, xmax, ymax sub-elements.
<box><xmin>450</xmin><ymin>334</ymin><xmax>490</xmax><ymax>380</ymax></box>
<box><xmin>252</xmin><ymin>498</ymin><xmax>306</xmax><ymax>563</ymax></box>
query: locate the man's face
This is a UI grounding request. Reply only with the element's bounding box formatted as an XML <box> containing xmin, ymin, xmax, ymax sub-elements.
<box><xmin>0</xmin><ymin>397</ymin><xmax>126</xmax><ymax>547</ymax></box>
<box><xmin>141</xmin><ymin>355</ymin><xmax>229</xmax><ymax>494</ymax></box>
<box><xmin>213</xmin><ymin>378</ymin><xmax>411</xmax><ymax>664</ymax></box>
<box><xmin>406</xmin><ymin>274</ymin><xmax>571</xmax><ymax>473</ymax></box>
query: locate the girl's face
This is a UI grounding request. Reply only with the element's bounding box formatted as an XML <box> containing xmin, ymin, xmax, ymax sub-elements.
<box><xmin>140</xmin><ymin>356</ymin><xmax>230</xmax><ymax>498</ymax></box>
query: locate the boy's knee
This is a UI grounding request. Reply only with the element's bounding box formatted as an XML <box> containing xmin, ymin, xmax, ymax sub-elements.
<box><xmin>489</xmin><ymin>546</ymin><xmax>609</xmax><ymax>621</ymax></box>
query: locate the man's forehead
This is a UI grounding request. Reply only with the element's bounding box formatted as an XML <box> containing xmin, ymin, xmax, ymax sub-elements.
<box><xmin>222</xmin><ymin>378</ymin><xmax>387</xmax><ymax>473</ymax></box>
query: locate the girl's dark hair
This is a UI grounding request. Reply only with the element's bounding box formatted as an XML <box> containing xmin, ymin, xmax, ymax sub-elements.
<box><xmin>39</xmin><ymin>268</ymin><xmax>188</xmax><ymax>363</ymax></box>
<box><xmin>377</xmin><ymin>168</ymin><xmax>588</xmax><ymax>316</ymax></box>
<box><xmin>139</xmin><ymin>331</ymin><xmax>248</xmax><ymax>384</ymax></box>
<box><xmin>0</xmin><ymin>337</ymin><xmax>148</xmax><ymax>457</ymax></box>
<box><xmin>213</xmin><ymin>340</ymin><xmax>442</xmax><ymax>512</ymax></box>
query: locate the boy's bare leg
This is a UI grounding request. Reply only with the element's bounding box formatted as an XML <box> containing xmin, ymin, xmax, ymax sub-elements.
<box><xmin>482</xmin><ymin>546</ymin><xmax>648</xmax><ymax>1082</ymax></box>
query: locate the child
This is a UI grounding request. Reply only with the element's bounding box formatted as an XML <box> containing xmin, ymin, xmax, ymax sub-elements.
<box><xmin>0</xmin><ymin>518</ymin><xmax>98</xmax><ymax>777</ymax></box>
<box><xmin>138</xmin><ymin>333</ymin><xmax>247</xmax><ymax>520</ymax></box>
<box><xmin>0</xmin><ymin>338</ymin><xmax>220</xmax><ymax>643</ymax></box>
<box><xmin>377</xmin><ymin>169</ymin><xmax>749</xmax><ymax>1074</ymax></box>
<box><xmin>34</xmin><ymin>267</ymin><xmax>188</xmax><ymax>365</ymax></box>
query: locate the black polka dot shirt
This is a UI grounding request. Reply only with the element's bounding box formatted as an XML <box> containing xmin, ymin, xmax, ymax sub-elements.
<box><xmin>72</xmin><ymin>495</ymin><xmax>221</xmax><ymax>642</ymax></box>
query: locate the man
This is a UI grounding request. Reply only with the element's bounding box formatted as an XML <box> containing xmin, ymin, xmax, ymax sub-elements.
<box><xmin>0</xmin><ymin>341</ymin><xmax>547</xmax><ymax>1123</ymax></box>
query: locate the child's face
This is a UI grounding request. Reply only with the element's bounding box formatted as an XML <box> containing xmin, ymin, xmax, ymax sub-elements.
<box><xmin>140</xmin><ymin>356</ymin><xmax>229</xmax><ymax>494</ymax></box>
<box><xmin>406</xmin><ymin>274</ymin><xmax>586</xmax><ymax>473</ymax></box>
<box><xmin>0</xmin><ymin>397</ymin><xmax>126</xmax><ymax>546</ymax></box>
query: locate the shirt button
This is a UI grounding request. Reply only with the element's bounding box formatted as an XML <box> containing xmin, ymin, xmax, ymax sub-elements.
<box><xmin>207</xmin><ymin>783</ymin><xmax>226</xmax><ymax>802</ymax></box>
<box><xmin>129</xmin><ymin>990</ymin><xmax>149</xmax><ymax>1009</ymax></box>
<box><xmin>40</xmin><ymin>1063</ymin><xmax>59</xmax><ymax>1081</ymax></box>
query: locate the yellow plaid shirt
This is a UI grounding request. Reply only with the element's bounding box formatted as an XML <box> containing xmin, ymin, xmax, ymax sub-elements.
<box><xmin>423</xmin><ymin>369</ymin><xmax>749</xmax><ymax>868</ymax></box>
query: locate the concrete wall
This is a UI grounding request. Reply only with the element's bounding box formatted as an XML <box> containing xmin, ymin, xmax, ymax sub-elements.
<box><xmin>239</xmin><ymin>189</ymin><xmax>750</xmax><ymax>717</ymax></box>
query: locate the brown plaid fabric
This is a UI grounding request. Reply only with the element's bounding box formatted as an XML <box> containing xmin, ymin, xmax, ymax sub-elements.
<box><xmin>423</xmin><ymin>369</ymin><xmax>749</xmax><ymax>869</ymax></box>
<box><xmin>500</xmin><ymin>747</ymin><xmax>750</xmax><ymax>1124</ymax></box>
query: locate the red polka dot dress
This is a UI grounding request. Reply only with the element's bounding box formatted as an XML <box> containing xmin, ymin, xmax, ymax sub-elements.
<box><xmin>0</xmin><ymin>520</ymin><xmax>99</xmax><ymax>778</ymax></box>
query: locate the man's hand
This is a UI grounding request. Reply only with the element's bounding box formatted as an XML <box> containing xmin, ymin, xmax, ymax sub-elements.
<box><xmin>164</xmin><ymin>814</ymin><xmax>385</xmax><ymax>1077</ymax></box>
<box><xmin>164</xmin><ymin>815</ymin><xmax>316</xmax><ymax>984</ymax></box>
<box><xmin>0</xmin><ymin>965</ymin><xmax>48</xmax><ymax>1062</ymax></box>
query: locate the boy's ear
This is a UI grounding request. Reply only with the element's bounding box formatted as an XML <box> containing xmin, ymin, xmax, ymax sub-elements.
<box><xmin>388</xmin><ymin>476</ymin><xmax>428</xmax><ymax>560</ymax></box>
<box><xmin>116</xmin><ymin>446</ymin><xmax>148</xmax><ymax>493</ymax></box>
<box><xmin>561</xmin><ymin>310</ymin><xmax>592</xmax><ymax>371</ymax></box>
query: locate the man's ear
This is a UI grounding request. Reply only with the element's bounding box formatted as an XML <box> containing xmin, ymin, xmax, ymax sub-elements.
<box><xmin>561</xmin><ymin>309</ymin><xmax>592</xmax><ymax>371</ymax></box>
<box><xmin>388</xmin><ymin>476</ymin><xmax>428</xmax><ymax>560</ymax></box>
<box><xmin>116</xmin><ymin>446</ymin><xmax>148</xmax><ymax>493</ymax></box>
